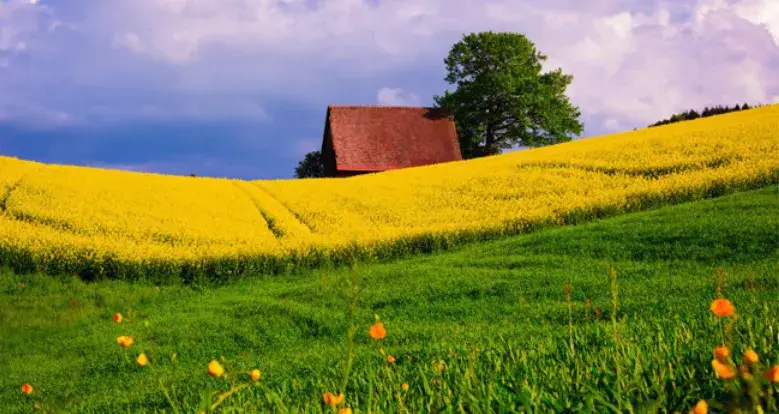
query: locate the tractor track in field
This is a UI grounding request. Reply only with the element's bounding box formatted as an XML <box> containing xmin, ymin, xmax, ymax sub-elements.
<box><xmin>0</xmin><ymin>180</ymin><xmax>22</xmax><ymax>214</ymax></box>
<box><xmin>247</xmin><ymin>182</ymin><xmax>315</xmax><ymax>234</ymax></box>
<box><xmin>515</xmin><ymin>157</ymin><xmax>733</xmax><ymax>179</ymax></box>
<box><xmin>0</xmin><ymin>166</ymin><xmax>40</xmax><ymax>215</ymax></box>
<box><xmin>232</xmin><ymin>181</ymin><xmax>285</xmax><ymax>239</ymax></box>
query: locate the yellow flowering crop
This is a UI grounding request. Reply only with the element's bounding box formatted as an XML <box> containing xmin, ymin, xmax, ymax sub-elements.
<box><xmin>0</xmin><ymin>105</ymin><xmax>777</xmax><ymax>279</ymax></box>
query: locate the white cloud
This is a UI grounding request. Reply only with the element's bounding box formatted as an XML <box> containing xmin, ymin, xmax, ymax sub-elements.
<box><xmin>377</xmin><ymin>87</ymin><xmax>422</xmax><ymax>106</ymax></box>
<box><xmin>735</xmin><ymin>0</ymin><xmax>779</xmax><ymax>45</ymax></box>
<box><xmin>112</xmin><ymin>32</ymin><xmax>142</xmax><ymax>52</ymax></box>
<box><xmin>0</xmin><ymin>0</ymin><xmax>777</xmax><ymax>131</ymax></box>
<box><xmin>603</xmin><ymin>118</ymin><xmax>620</xmax><ymax>130</ymax></box>
<box><xmin>0</xmin><ymin>0</ymin><xmax>45</xmax><ymax>51</ymax></box>
<box><xmin>542</xmin><ymin>1</ymin><xmax>779</xmax><ymax>125</ymax></box>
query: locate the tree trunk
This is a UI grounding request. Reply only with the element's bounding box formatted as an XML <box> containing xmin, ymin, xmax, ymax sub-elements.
<box><xmin>484</xmin><ymin>124</ymin><xmax>495</xmax><ymax>157</ymax></box>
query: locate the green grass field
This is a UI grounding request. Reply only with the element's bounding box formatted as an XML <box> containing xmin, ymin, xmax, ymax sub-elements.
<box><xmin>1</xmin><ymin>186</ymin><xmax>778</xmax><ymax>412</ymax></box>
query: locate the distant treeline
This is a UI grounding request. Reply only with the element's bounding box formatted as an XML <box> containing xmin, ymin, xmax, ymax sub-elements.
<box><xmin>648</xmin><ymin>102</ymin><xmax>766</xmax><ymax>128</ymax></box>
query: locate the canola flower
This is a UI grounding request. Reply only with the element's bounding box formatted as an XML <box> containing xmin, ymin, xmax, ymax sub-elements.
<box><xmin>339</xmin><ymin>408</ymin><xmax>352</xmax><ymax>414</ymax></box>
<box><xmin>0</xmin><ymin>105</ymin><xmax>777</xmax><ymax>280</ymax></box>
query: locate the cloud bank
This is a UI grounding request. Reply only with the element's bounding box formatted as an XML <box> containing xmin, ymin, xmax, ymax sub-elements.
<box><xmin>0</xmin><ymin>0</ymin><xmax>777</xmax><ymax>178</ymax></box>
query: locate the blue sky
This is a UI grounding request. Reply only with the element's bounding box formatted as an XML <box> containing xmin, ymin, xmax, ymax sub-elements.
<box><xmin>1</xmin><ymin>0</ymin><xmax>777</xmax><ymax>179</ymax></box>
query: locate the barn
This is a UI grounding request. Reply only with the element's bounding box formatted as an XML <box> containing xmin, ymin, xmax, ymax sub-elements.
<box><xmin>320</xmin><ymin>105</ymin><xmax>463</xmax><ymax>177</ymax></box>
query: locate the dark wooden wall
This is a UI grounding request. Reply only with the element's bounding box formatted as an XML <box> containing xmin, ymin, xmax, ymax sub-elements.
<box><xmin>321</xmin><ymin>121</ymin><xmax>338</xmax><ymax>177</ymax></box>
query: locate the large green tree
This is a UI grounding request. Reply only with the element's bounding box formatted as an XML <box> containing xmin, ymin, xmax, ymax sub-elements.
<box><xmin>294</xmin><ymin>150</ymin><xmax>324</xmax><ymax>178</ymax></box>
<box><xmin>435</xmin><ymin>32</ymin><xmax>583</xmax><ymax>159</ymax></box>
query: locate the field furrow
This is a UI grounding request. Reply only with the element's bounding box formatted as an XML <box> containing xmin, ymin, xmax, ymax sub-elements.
<box><xmin>241</xmin><ymin>181</ymin><xmax>314</xmax><ymax>239</ymax></box>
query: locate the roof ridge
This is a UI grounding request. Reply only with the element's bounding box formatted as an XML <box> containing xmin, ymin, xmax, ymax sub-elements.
<box><xmin>328</xmin><ymin>105</ymin><xmax>440</xmax><ymax>110</ymax></box>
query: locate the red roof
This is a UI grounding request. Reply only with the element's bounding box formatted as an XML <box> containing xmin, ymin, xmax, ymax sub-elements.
<box><xmin>325</xmin><ymin>105</ymin><xmax>462</xmax><ymax>172</ymax></box>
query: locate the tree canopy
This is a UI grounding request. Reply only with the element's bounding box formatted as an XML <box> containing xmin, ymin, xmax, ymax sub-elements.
<box><xmin>434</xmin><ymin>31</ymin><xmax>583</xmax><ymax>159</ymax></box>
<box><xmin>294</xmin><ymin>150</ymin><xmax>324</xmax><ymax>178</ymax></box>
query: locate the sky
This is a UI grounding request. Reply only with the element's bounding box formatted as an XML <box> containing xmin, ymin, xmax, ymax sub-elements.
<box><xmin>0</xmin><ymin>0</ymin><xmax>777</xmax><ymax>179</ymax></box>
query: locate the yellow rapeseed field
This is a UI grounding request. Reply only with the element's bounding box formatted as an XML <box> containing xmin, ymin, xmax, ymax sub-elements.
<box><xmin>0</xmin><ymin>105</ymin><xmax>777</xmax><ymax>279</ymax></box>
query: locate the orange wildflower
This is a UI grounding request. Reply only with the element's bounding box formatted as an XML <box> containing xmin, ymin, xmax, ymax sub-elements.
<box><xmin>765</xmin><ymin>365</ymin><xmax>779</xmax><ymax>383</ymax></box>
<box><xmin>689</xmin><ymin>400</ymin><xmax>707</xmax><ymax>414</ymax></box>
<box><xmin>710</xmin><ymin>298</ymin><xmax>735</xmax><ymax>317</ymax></box>
<box><xmin>136</xmin><ymin>353</ymin><xmax>148</xmax><ymax>367</ymax></box>
<box><xmin>712</xmin><ymin>359</ymin><xmax>736</xmax><ymax>380</ymax></box>
<box><xmin>338</xmin><ymin>408</ymin><xmax>352</xmax><ymax>414</ymax></box>
<box><xmin>401</xmin><ymin>382</ymin><xmax>409</xmax><ymax>392</ymax></box>
<box><xmin>322</xmin><ymin>392</ymin><xmax>344</xmax><ymax>407</ymax></box>
<box><xmin>21</xmin><ymin>384</ymin><xmax>33</xmax><ymax>395</ymax></box>
<box><xmin>713</xmin><ymin>346</ymin><xmax>730</xmax><ymax>362</ymax></box>
<box><xmin>208</xmin><ymin>360</ymin><xmax>225</xmax><ymax>377</ymax></box>
<box><xmin>369</xmin><ymin>322</ymin><xmax>386</xmax><ymax>340</ymax></box>
<box><xmin>116</xmin><ymin>335</ymin><xmax>134</xmax><ymax>348</ymax></box>
<box><xmin>387</xmin><ymin>355</ymin><xmax>396</xmax><ymax>363</ymax></box>
<box><xmin>743</xmin><ymin>349</ymin><xmax>758</xmax><ymax>365</ymax></box>
<box><xmin>113</xmin><ymin>313</ymin><xmax>123</xmax><ymax>324</ymax></box>
<box><xmin>250</xmin><ymin>369</ymin><xmax>261</xmax><ymax>381</ymax></box>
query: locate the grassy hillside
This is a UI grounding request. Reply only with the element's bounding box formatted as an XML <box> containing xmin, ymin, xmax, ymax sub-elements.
<box><xmin>0</xmin><ymin>105</ymin><xmax>777</xmax><ymax>281</ymax></box>
<box><xmin>2</xmin><ymin>186</ymin><xmax>777</xmax><ymax>412</ymax></box>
